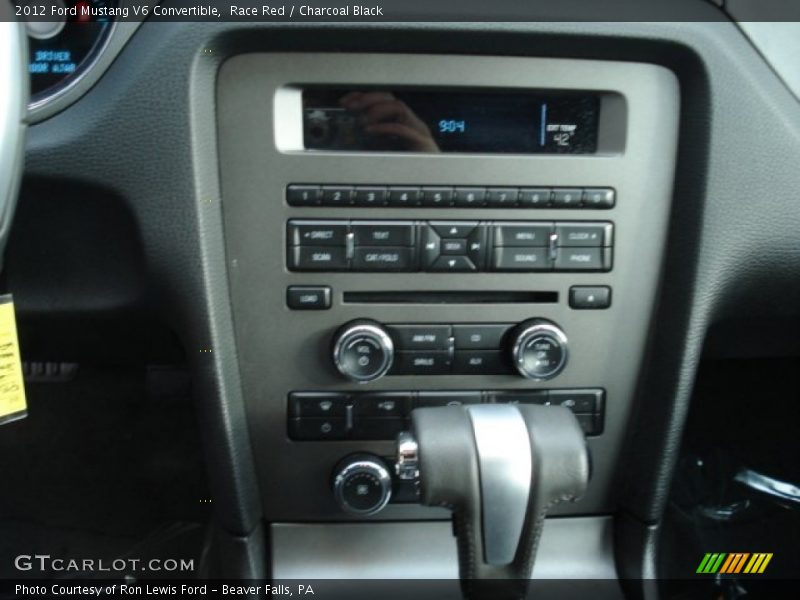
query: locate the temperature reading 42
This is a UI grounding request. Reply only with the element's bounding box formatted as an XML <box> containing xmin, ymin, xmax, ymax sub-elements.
<box><xmin>438</xmin><ymin>119</ymin><xmax>466</xmax><ymax>134</ymax></box>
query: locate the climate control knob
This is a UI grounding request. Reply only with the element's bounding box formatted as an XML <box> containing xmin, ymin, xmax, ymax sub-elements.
<box><xmin>509</xmin><ymin>319</ymin><xmax>569</xmax><ymax>380</ymax></box>
<box><xmin>332</xmin><ymin>319</ymin><xmax>394</xmax><ymax>383</ymax></box>
<box><xmin>332</xmin><ymin>454</ymin><xmax>393</xmax><ymax>516</ymax></box>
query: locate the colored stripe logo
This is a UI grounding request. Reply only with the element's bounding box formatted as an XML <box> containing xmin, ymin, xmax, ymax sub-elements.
<box><xmin>696</xmin><ymin>553</ymin><xmax>773</xmax><ymax>574</ymax></box>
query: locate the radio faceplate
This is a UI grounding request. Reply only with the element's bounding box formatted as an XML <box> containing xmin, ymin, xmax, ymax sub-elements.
<box><xmin>216</xmin><ymin>53</ymin><xmax>680</xmax><ymax>521</ymax></box>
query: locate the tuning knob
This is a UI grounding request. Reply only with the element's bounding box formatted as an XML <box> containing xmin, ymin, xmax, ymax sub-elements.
<box><xmin>509</xmin><ymin>319</ymin><xmax>569</xmax><ymax>380</ymax></box>
<box><xmin>332</xmin><ymin>319</ymin><xmax>394</xmax><ymax>383</ymax></box>
<box><xmin>332</xmin><ymin>454</ymin><xmax>393</xmax><ymax>516</ymax></box>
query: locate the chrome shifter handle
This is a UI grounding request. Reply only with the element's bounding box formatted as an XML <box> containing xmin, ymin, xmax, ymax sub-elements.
<box><xmin>398</xmin><ymin>403</ymin><xmax>590</xmax><ymax>600</ymax></box>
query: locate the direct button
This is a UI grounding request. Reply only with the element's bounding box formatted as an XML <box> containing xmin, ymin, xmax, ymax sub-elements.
<box><xmin>287</xmin><ymin>286</ymin><xmax>332</xmax><ymax>310</ymax></box>
<box><xmin>353</xmin><ymin>247</ymin><xmax>414</xmax><ymax>271</ymax></box>
<box><xmin>387</xmin><ymin>324</ymin><xmax>452</xmax><ymax>351</ymax></box>
<box><xmin>569</xmin><ymin>286</ymin><xmax>611</xmax><ymax>309</ymax></box>
<box><xmin>352</xmin><ymin>222</ymin><xmax>414</xmax><ymax>246</ymax></box>
<box><xmin>555</xmin><ymin>222</ymin><xmax>613</xmax><ymax>247</ymax></box>
<box><xmin>493</xmin><ymin>222</ymin><xmax>553</xmax><ymax>247</ymax></box>
<box><xmin>288</xmin><ymin>220</ymin><xmax>348</xmax><ymax>246</ymax></box>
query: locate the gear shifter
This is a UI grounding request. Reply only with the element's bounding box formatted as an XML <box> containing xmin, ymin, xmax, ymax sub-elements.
<box><xmin>396</xmin><ymin>404</ymin><xmax>590</xmax><ymax>600</ymax></box>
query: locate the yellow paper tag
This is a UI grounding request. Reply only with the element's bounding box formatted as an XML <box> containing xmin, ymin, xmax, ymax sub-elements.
<box><xmin>0</xmin><ymin>295</ymin><xmax>27</xmax><ymax>425</ymax></box>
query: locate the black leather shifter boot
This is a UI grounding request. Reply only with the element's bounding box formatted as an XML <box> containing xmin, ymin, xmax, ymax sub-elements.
<box><xmin>397</xmin><ymin>404</ymin><xmax>590</xmax><ymax>600</ymax></box>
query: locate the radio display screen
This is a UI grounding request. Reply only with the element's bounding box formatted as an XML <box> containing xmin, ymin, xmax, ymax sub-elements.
<box><xmin>301</xmin><ymin>88</ymin><xmax>600</xmax><ymax>154</ymax></box>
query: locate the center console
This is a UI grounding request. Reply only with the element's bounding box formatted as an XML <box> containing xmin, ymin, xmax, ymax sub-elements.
<box><xmin>216</xmin><ymin>53</ymin><xmax>679</xmax><ymax>521</ymax></box>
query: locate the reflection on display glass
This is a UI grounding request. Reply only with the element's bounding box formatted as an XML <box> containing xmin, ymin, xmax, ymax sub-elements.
<box><xmin>302</xmin><ymin>89</ymin><xmax>600</xmax><ymax>154</ymax></box>
<box><xmin>24</xmin><ymin>0</ymin><xmax>115</xmax><ymax>102</ymax></box>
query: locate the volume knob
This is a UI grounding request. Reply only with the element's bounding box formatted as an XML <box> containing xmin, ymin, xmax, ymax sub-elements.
<box><xmin>509</xmin><ymin>319</ymin><xmax>569</xmax><ymax>380</ymax></box>
<box><xmin>332</xmin><ymin>319</ymin><xmax>394</xmax><ymax>383</ymax></box>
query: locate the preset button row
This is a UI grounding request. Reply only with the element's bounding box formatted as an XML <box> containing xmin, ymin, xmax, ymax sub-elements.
<box><xmin>287</xmin><ymin>185</ymin><xmax>615</xmax><ymax>209</ymax></box>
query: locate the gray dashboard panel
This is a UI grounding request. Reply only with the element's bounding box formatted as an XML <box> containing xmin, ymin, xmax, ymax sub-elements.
<box><xmin>17</xmin><ymin>15</ymin><xmax>800</xmax><ymax>581</ymax></box>
<box><xmin>272</xmin><ymin>516</ymin><xmax>619</xmax><ymax>584</ymax></box>
<box><xmin>216</xmin><ymin>53</ymin><xmax>680</xmax><ymax>520</ymax></box>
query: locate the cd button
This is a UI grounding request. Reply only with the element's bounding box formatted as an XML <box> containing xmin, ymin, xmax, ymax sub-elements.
<box><xmin>452</xmin><ymin>324</ymin><xmax>513</xmax><ymax>349</ymax></box>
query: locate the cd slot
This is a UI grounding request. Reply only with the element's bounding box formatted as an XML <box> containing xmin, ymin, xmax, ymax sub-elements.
<box><xmin>343</xmin><ymin>291</ymin><xmax>558</xmax><ymax>304</ymax></box>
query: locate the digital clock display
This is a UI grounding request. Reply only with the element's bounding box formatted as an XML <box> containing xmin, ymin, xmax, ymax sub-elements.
<box><xmin>302</xmin><ymin>88</ymin><xmax>600</xmax><ymax>154</ymax></box>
